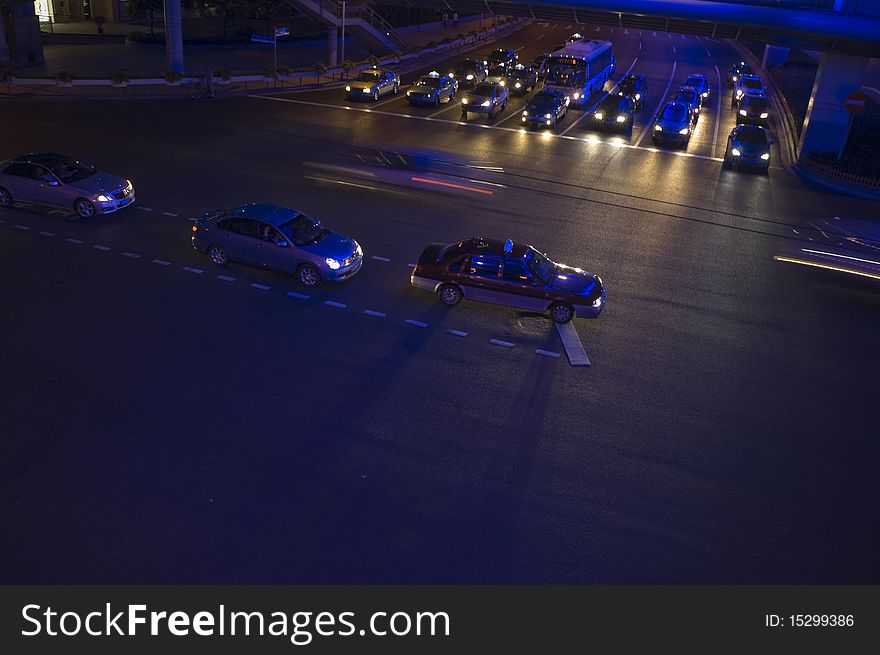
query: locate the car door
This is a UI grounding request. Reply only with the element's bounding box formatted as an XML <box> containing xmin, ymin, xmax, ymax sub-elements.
<box><xmin>253</xmin><ymin>222</ymin><xmax>295</xmax><ymax>274</ymax></box>
<box><xmin>31</xmin><ymin>165</ymin><xmax>70</xmax><ymax>209</ymax></box>
<box><xmin>1</xmin><ymin>163</ymin><xmax>42</xmax><ymax>203</ymax></box>
<box><xmin>217</xmin><ymin>218</ymin><xmax>261</xmax><ymax>265</ymax></box>
<box><xmin>458</xmin><ymin>254</ymin><xmax>503</xmax><ymax>302</ymax></box>
<box><xmin>497</xmin><ymin>258</ymin><xmax>549</xmax><ymax>311</ymax></box>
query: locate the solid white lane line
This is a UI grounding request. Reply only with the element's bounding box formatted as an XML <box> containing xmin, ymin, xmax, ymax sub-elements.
<box><xmin>152</xmin><ymin>259</ymin><xmax>171</xmax><ymax>266</ymax></box>
<box><xmin>39</xmin><ymin>231</ymin><xmax>55</xmax><ymax>237</ymax></box>
<box><xmin>136</xmin><ymin>206</ymin><xmax>153</xmax><ymax>212</ymax></box>
<box><xmin>162</xmin><ymin>211</ymin><xmax>178</xmax><ymax>217</ymax></box>
<box><xmin>250</xmin><ymin>283</ymin><xmax>270</xmax><ymax>290</ymax></box>
<box><xmin>536</xmin><ymin>349</ymin><xmax>561</xmax><ymax>359</ymax></box>
<box><xmin>66</xmin><ymin>238</ymin><xmax>83</xmax><ymax>244</ymax></box>
<box><xmin>634</xmin><ymin>60</ymin><xmax>677</xmax><ymax>148</ymax></box>
<box><xmin>447</xmin><ymin>329</ymin><xmax>468</xmax><ymax>337</ymax></box>
<box><xmin>325</xmin><ymin>300</ymin><xmax>346</xmax><ymax>308</ymax></box>
<box><xmin>556</xmin><ymin>322</ymin><xmax>590</xmax><ymax>366</ymax></box>
<box><xmin>371</xmin><ymin>255</ymin><xmax>390</xmax><ymax>262</ymax></box>
<box><xmin>560</xmin><ymin>54</ymin><xmax>639</xmax><ymax>137</ymax></box>
<box><xmin>122</xmin><ymin>252</ymin><xmax>141</xmax><ymax>258</ymax></box>
<box><xmin>14</xmin><ymin>224</ymin><xmax>29</xmax><ymax>230</ymax></box>
<box><xmin>183</xmin><ymin>266</ymin><xmax>203</xmax><ymax>274</ymax></box>
<box><xmin>92</xmin><ymin>245</ymin><xmax>111</xmax><ymax>251</ymax></box>
<box><xmin>405</xmin><ymin>319</ymin><xmax>428</xmax><ymax>328</ymax></box>
<box><xmin>364</xmin><ymin>310</ymin><xmax>386</xmax><ymax>318</ymax></box>
<box><xmin>287</xmin><ymin>291</ymin><xmax>309</xmax><ymax>299</ymax></box>
<box><xmin>490</xmin><ymin>339</ymin><xmax>515</xmax><ymax>348</ymax></box>
<box><xmin>217</xmin><ymin>274</ymin><xmax>235</xmax><ymax>281</ymax></box>
<box><xmin>712</xmin><ymin>64</ymin><xmax>722</xmax><ymax>158</ymax></box>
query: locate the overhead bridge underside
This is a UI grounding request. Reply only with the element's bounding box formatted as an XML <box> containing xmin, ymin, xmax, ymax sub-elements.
<box><xmin>382</xmin><ymin>0</ymin><xmax>880</xmax><ymax>57</ymax></box>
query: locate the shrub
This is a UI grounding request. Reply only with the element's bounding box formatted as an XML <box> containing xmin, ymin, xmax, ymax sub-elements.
<box><xmin>55</xmin><ymin>71</ymin><xmax>75</xmax><ymax>83</ymax></box>
<box><xmin>111</xmin><ymin>70</ymin><xmax>130</xmax><ymax>85</ymax></box>
<box><xmin>262</xmin><ymin>66</ymin><xmax>278</xmax><ymax>80</ymax></box>
<box><xmin>217</xmin><ymin>70</ymin><xmax>232</xmax><ymax>81</ymax></box>
<box><xmin>276</xmin><ymin>65</ymin><xmax>292</xmax><ymax>77</ymax></box>
<box><xmin>164</xmin><ymin>70</ymin><xmax>183</xmax><ymax>83</ymax></box>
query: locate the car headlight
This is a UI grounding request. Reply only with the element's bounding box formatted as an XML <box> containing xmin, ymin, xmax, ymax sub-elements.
<box><xmin>522</xmin><ymin>111</ymin><xmax>528</xmax><ymax>116</ymax></box>
<box><xmin>760</xmin><ymin>112</ymin><xmax>768</xmax><ymax>119</ymax></box>
<box><xmin>732</xmin><ymin>75</ymin><xmax>738</xmax><ymax>81</ymax></box>
<box><xmin>573</xmin><ymin>92</ymin><xmax>580</xmax><ymax>99</ymax></box>
<box><xmin>466</xmin><ymin>74</ymin><xmax>474</xmax><ymax>80</ymax></box>
<box><xmin>515</xmin><ymin>82</ymin><xmax>521</xmax><ymax>88</ymax></box>
<box><xmin>449</xmin><ymin>73</ymin><xmax>454</xmax><ymax>78</ymax></box>
<box><xmin>545</xmin><ymin>113</ymin><xmax>553</xmax><ymax>119</ymax></box>
<box><xmin>481</xmin><ymin>100</ymin><xmax>491</xmax><ymax>107</ymax></box>
<box><xmin>125</xmin><ymin>179</ymin><xmax>133</xmax><ymax>190</ymax></box>
<box><xmin>345</xmin><ymin>85</ymin><xmax>351</xmax><ymax>91</ymax></box>
<box><xmin>702</xmin><ymin>92</ymin><xmax>708</xmax><ymax>97</ymax></box>
<box><xmin>635</xmin><ymin>93</ymin><xmax>640</xmax><ymax>100</ymax></box>
<box><xmin>616</xmin><ymin>115</ymin><xmax>626</xmax><ymax>122</ymax></box>
<box><xmin>325</xmin><ymin>257</ymin><xmax>341</xmax><ymax>270</ymax></box>
<box><xmin>461</xmin><ymin>98</ymin><xmax>468</xmax><ymax>104</ymax></box>
<box><xmin>407</xmin><ymin>90</ymin><xmax>411</xmax><ymax>95</ymax></box>
<box><xmin>731</xmin><ymin>148</ymin><xmax>741</xmax><ymax>156</ymax></box>
<box><xmin>739</xmin><ymin>109</ymin><xmax>747</xmax><ymax>116</ymax></box>
<box><xmin>499</xmin><ymin>80</ymin><xmax>506</xmax><ymax>86</ymax></box>
<box><xmin>362</xmin><ymin>87</ymin><xmax>371</xmax><ymax>94</ymax></box>
<box><xmin>736</xmin><ymin>90</ymin><xmax>743</xmax><ymax>98</ymax></box>
<box><xmin>355</xmin><ymin>243</ymin><xmax>363</xmax><ymax>257</ymax></box>
<box><xmin>591</xmin><ymin>296</ymin><xmax>603</xmax><ymax>308</ymax></box>
<box><xmin>654</xmin><ymin>124</ymin><xmax>663</xmax><ymax>131</ymax></box>
<box><xmin>679</xmin><ymin>128</ymin><xmax>689</xmax><ymax>135</ymax></box>
<box><xmin>96</xmin><ymin>194</ymin><xmax>111</xmax><ymax>202</ymax></box>
<box><xmin>761</xmin><ymin>153</ymin><xmax>770</xmax><ymax>160</ymax></box>
<box><xmin>594</xmin><ymin>112</ymin><xmax>603</xmax><ymax>120</ymax></box>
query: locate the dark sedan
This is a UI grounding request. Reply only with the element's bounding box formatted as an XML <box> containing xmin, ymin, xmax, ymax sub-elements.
<box><xmin>407</xmin><ymin>72</ymin><xmax>458</xmax><ymax>106</ymax></box>
<box><xmin>191</xmin><ymin>204</ymin><xmax>363</xmax><ymax>286</ymax></box>
<box><xmin>593</xmin><ymin>94</ymin><xmax>635</xmax><ymax>134</ymax></box>
<box><xmin>737</xmin><ymin>94</ymin><xmax>770</xmax><ymax>125</ymax></box>
<box><xmin>411</xmin><ymin>237</ymin><xmax>605</xmax><ymax>323</ymax></box>
<box><xmin>503</xmin><ymin>64</ymin><xmax>538</xmax><ymax>94</ymax></box>
<box><xmin>674</xmin><ymin>85</ymin><xmax>703</xmax><ymax>114</ymax></box>
<box><xmin>652</xmin><ymin>101</ymin><xmax>696</xmax><ymax>147</ymax></box>
<box><xmin>460</xmin><ymin>82</ymin><xmax>508</xmax><ymax>119</ymax></box>
<box><xmin>724</xmin><ymin>124</ymin><xmax>772</xmax><ymax>172</ymax></box>
<box><xmin>618</xmin><ymin>73</ymin><xmax>647</xmax><ymax>110</ymax></box>
<box><xmin>522</xmin><ymin>89</ymin><xmax>569</xmax><ymax>128</ymax></box>
<box><xmin>727</xmin><ymin>61</ymin><xmax>752</xmax><ymax>86</ymax></box>
<box><xmin>448</xmin><ymin>58</ymin><xmax>487</xmax><ymax>89</ymax></box>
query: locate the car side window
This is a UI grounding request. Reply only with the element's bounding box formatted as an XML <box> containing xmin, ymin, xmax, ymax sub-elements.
<box><xmin>466</xmin><ymin>254</ymin><xmax>501</xmax><ymax>280</ymax></box>
<box><xmin>3</xmin><ymin>163</ymin><xmax>34</xmax><ymax>178</ymax></box>
<box><xmin>447</xmin><ymin>256</ymin><xmax>467</xmax><ymax>273</ymax></box>
<box><xmin>502</xmin><ymin>259</ymin><xmax>533</xmax><ymax>283</ymax></box>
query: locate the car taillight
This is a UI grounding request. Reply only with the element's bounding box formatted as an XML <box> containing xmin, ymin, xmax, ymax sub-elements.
<box><xmin>192</xmin><ymin>225</ymin><xmax>199</xmax><ymax>232</ymax></box>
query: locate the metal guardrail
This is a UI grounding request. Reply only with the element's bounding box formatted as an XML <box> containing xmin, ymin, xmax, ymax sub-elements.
<box><xmin>800</xmin><ymin>157</ymin><xmax>880</xmax><ymax>189</ymax></box>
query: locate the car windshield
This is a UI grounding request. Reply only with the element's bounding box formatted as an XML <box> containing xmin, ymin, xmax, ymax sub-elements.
<box><xmin>355</xmin><ymin>72</ymin><xmax>380</xmax><ymax>83</ymax></box>
<box><xmin>676</xmin><ymin>89</ymin><xmax>696</xmax><ymax>101</ymax></box>
<box><xmin>736</xmin><ymin>128</ymin><xmax>768</xmax><ymax>144</ymax></box>
<box><xmin>278</xmin><ymin>213</ymin><xmax>328</xmax><ymax>246</ymax></box>
<box><xmin>662</xmin><ymin>104</ymin><xmax>687</xmax><ymax>121</ymax></box>
<box><xmin>743</xmin><ymin>78</ymin><xmax>763</xmax><ymax>90</ymax></box>
<box><xmin>48</xmin><ymin>158</ymin><xmax>96</xmax><ymax>183</ymax></box>
<box><xmin>508</xmin><ymin>68</ymin><xmax>528</xmax><ymax>79</ymax></box>
<box><xmin>524</xmin><ymin>248</ymin><xmax>555</xmax><ymax>283</ymax></box>
<box><xmin>529</xmin><ymin>95</ymin><xmax>557</xmax><ymax>111</ymax></box>
<box><xmin>599</xmin><ymin>96</ymin><xmax>623</xmax><ymax>111</ymax></box>
<box><xmin>686</xmin><ymin>76</ymin><xmax>704</xmax><ymax>87</ymax></box>
<box><xmin>470</xmin><ymin>83</ymin><xmax>494</xmax><ymax>96</ymax></box>
<box><xmin>488</xmin><ymin>51</ymin><xmax>508</xmax><ymax>63</ymax></box>
<box><xmin>545</xmin><ymin>58</ymin><xmax>586</xmax><ymax>85</ymax></box>
<box><xmin>620</xmin><ymin>79</ymin><xmax>638</xmax><ymax>92</ymax></box>
<box><xmin>417</xmin><ymin>77</ymin><xmax>441</xmax><ymax>88</ymax></box>
<box><xmin>744</xmin><ymin>96</ymin><xmax>769</xmax><ymax>110</ymax></box>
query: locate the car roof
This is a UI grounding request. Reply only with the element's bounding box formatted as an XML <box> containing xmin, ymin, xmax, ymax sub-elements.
<box><xmin>14</xmin><ymin>152</ymin><xmax>69</xmax><ymax>165</ymax></box>
<box><xmin>663</xmin><ymin>100</ymin><xmax>690</xmax><ymax>111</ymax></box>
<box><xmin>740</xmin><ymin>73</ymin><xmax>762</xmax><ymax>81</ymax></box>
<box><xmin>229</xmin><ymin>204</ymin><xmax>300</xmax><ymax>225</ymax></box>
<box><xmin>687</xmin><ymin>73</ymin><xmax>706</xmax><ymax>80</ymax></box>
<box><xmin>600</xmin><ymin>94</ymin><xmax>628</xmax><ymax>108</ymax></box>
<box><xmin>733</xmin><ymin>124</ymin><xmax>768</xmax><ymax>137</ymax></box>
<box><xmin>677</xmin><ymin>85</ymin><xmax>697</xmax><ymax>93</ymax></box>
<box><xmin>453</xmin><ymin>237</ymin><xmax>530</xmax><ymax>258</ymax></box>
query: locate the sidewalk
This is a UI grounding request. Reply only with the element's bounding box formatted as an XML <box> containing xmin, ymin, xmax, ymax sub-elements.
<box><xmin>25</xmin><ymin>14</ymin><xmax>498</xmax><ymax>78</ymax></box>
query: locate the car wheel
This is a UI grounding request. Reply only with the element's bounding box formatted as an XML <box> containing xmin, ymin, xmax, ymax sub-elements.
<box><xmin>439</xmin><ymin>284</ymin><xmax>463</xmax><ymax>306</ymax></box>
<box><xmin>550</xmin><ymin>301</ymin><xmax>574</xmax><ymax>324</ymax></box>
<box><xmin>502</xmin><ymin>100</ymin><xmax>507</xmax><ymax>111</ymax></box>
<box><xmin>0</xmin><ymin>186</ymin><xmax>12</xmax><ymax>207</ymax></box>
<box><xmin>74</xmin><ymin>198</ymin><xmax>96</xmax><ymax>218</ymax></box>
<box><xmin>488</xmin><ymin>109</ymin><xmax>495</xmax><ymax>120</ymax></box>
<box><xmin>208</xmin><ymin>245</ymin><xmax>229</xmax><ymax>266</ymax></box>
<box><xmin>298</xmin><ymin>263</ymin><xmax>321</xmax><ymax>287</ymax></box>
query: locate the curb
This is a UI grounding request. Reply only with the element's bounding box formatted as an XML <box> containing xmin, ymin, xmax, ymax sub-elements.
<box><xmin>794</xmin><ymin>159</ymin><xmax>880</xmax><ymax>201</ymax></box>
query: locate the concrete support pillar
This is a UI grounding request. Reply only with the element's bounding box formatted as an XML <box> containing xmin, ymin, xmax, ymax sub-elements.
<box><xmin>762</xmin><ymin>45</ymin><xmax>789</xmax><ymax>70</ymax></box>
<box><xmin>164</xmin><ymin>0</ymin><xmax>184</xmax><ymax>73</ymax></box>
<box><xmin>328</xmin><ymin>26</ymin><xmax>338</xmax><ymax>67</ymax></box>
<box><xmin>0</xmin><ymin>10</ymin><xmax>10</xmax><ymax>63</ymax></box>
<box><xmin>797</xmin><ymin>52</ymin><xmax>869</xmax><ymax>159</ymax></box>
<box><xmin>8</xmin><ymin>4</ymin><xmax>44</xmax><ymax>65</ymax></box>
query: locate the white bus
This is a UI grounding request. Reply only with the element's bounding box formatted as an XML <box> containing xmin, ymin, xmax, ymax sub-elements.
<box><xmin>543</xmin><ymin>40</ymin><xmax>615</xmax><ymax>107</ymax></box>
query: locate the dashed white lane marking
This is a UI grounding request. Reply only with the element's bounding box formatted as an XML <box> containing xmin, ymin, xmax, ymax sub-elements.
<box><xmin>706</xmin><ymin>48</ymin><xmax>712</xmax><ymax>57</ymax></box>
<box><xmin>250</xmin><ymin>283</ymin><xmax>270</xmax><ymax>290</ymax></box>
<box><xmin>217</xmin><ymin>274</ymin><xmax>235</xmax><ymax>282</ymax></box>
<box><xmin>287</xmin><ymin>291</ymin><xmax>309</xmax><ymax>299</ymax></box>
<box><xmin>93</xmin><ymin>245</ymin><xmax>111</xmax><ymax>251</ymax></box>
<box><xmin>371</xmin><ymin>255</ymin><xmax>391</xmax><ymax>262</ymax></box>
<box><xmin>14</xmin><ymin>224</ymin><xmax>29</xmax><ymax>230</ymax></box>
<box><xmin>325</xmin><ymin>300</ymin><xmax>346</xmax><ymax>309</ymax></box>
<box><xmin>66</xmin><ymin>238</ymin><xmax>83</xmax><ymax>244</ymax></box>
<box><xmin>490</xmin><ymin>339</ymin><xmax>514</xmax><ymax>348</ymax></box>
<box><xmin>536</xmin><ymin>349</ymin><xmax>561</xmax><ymax>359</ymax></box>
<box><xmin>152</xmin><ymin>259</ymin><xmax>171</xmax><ymax>266</ymax></box>
<box><xmin>447</xmin><ymin>329</ymin><xmax>468</xmax><ymax>337</ymax></box>
<box><xmin>136</xmin><ymin>206</ymin><xmax>153</xmax><ymax>212</ymax></box>
<box><xmin>183</xmin><ymin>266</ymin><xmax>203</xmax><ymax>274</ymax></box>
<box><xmin>712</xmin><ymin>64</ymin><xmax>722</xmax><ymax>158</ymax></box>
<box><xmin>364</xmin><ymin>310</ymin><xmax>386</xmax><ymax>318</ymax></box>
<box><xmin>635</xmin><ymin>60</ymin><xmax>677</xmax><ymax>149</ymax></box>
<box><xmin>405</xmin><ymin>319</ymin><xmax>428</xmax><ymax>328</ymax></box>
<box><xmin>162</xmin><ymin>211</ymin><xmax>178</xmax><ymax>217</ymax></box>
<box><xmin>122</xmin><ymin>252</ymin><xmax>140</xmax><ymax>258</ymax></box>
<box><xmin>556</xmin><ymin>322</ymin><xmax>591</xmax><ymax>366</ymax></box>
<box><xmin>253</xmin><ymin>94</ymin><xmax>725</xmax><ymax>163</ymax></box>
<box><xmin>39</xmin><ymin>231</ymin><xmax>55</xmax><ymax>237</ymax></box>
<box><xmin>672</xmin><ymin>45</ymin><xmax>677</xmax><ymax>54</ymax></box>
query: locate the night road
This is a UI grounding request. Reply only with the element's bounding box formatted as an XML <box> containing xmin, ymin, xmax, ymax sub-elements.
<box><xmin>2</xmin><ymin>21</ymin><xmax>878</xmax><ymax>587</ymax></box>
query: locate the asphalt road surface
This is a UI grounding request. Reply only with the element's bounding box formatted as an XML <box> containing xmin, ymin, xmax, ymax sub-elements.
<box><xmin>1</xmin><ymin>21</ymin><xmax>878</xmax><ymax>584</ymax></box>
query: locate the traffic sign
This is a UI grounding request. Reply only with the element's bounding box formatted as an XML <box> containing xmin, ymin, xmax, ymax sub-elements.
<box><xmin>844</xmin><ymin>91</ymin><xmax>869</xmax><ymax>114</ymax></box>
<box><xmin>251</xmin><ymin>34</ymin><xmax>274</xmax><ymax>44</ymax></box>
<box><xmin>275</xmin><ymin>27</ymin><xmax>289</xmax><ymax>37</ymax></box>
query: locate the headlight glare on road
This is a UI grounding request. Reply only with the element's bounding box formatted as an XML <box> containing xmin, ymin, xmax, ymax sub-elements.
<box><xmin>481</xmin><ymin>100</ymin><xmax>491</xmax><ymax>107</ymax></box>
<box><xmin>654</xmin><ymin>124</ymin><xmax>663</xmax><ymax>131</ymax></box>
<box><xmin>616</xmin><ymin>115</ymin><xmax>626</xmax><ymax>122</ymax></box>
<box><xmin>731</xmin><ymin>148</ymin><xmax>741</xmax><ymax>156</ymax></box>
<box><xmin>96</xmin><ymin>194</ymin><xmax>111</xmax><ymax>202</ymax></box>
<box><xmin>325</xmin><ymin>257</ymin><xmax>341</xmax><ymax>270</ymax></box>
<box><xmin>739</xmin><ymin>109</ymin><xmax>747</xmax><ymax>116</ymax></box>
<box><xmin>760</xmin><ymin>112</ymin><xmax>769</xmax><ymax>118</ymax></box>
<box><xmin>679</xmin><ymin>127</ymin><xmax>689</xmax><ymax>135</ymax></box>
<box><xmin>594</xmin><ymin>112</ymin><xmax>603</xmax><ymax>120</ymax></box>
<box><xmin>761</xmin><ymin>153</ymin><xmax>770</xmax><ymax>160</ymax></box>
<box><xmin>362</xmin><ymin>87</ymin><xmax>371</xmax><ymax>94</ymax></box>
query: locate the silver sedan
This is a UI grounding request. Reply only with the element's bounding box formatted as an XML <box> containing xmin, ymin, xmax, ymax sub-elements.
<box><xmin>0</xmin><ymin>153</ymin><xmax>134</xmax><ymax>218</ymax></box>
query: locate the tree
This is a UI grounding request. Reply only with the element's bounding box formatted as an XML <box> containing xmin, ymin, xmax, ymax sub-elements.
<box><xmin>213</xmin><ymin>0</ymin><xmax>251</xmax><ymax>38</ymax></box>
<box><xmin>128</xmin><ymin>0</ymin><xmax>164</xmax><ymax>36</ymax></box>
